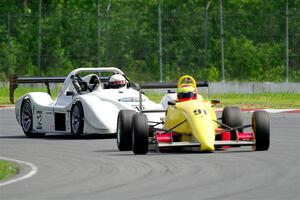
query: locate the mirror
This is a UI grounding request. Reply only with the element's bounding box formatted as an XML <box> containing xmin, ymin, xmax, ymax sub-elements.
<box><xmin>211</xmin><ymin>99</ymin><xmax>220</xmax><ymax>104</ymax></box>
<box><xmin>66</xmin><ymin>91</ymin><xmax>74</xmax><ymax>96</ymax></box>
<box><xmin>167</xmin><ymin>100</ymin><xmax>176</xmax><ymax>106</ymax></box>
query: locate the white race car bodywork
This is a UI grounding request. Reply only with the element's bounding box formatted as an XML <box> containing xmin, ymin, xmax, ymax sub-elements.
<box><xmin>15</xmin><ymin>67</ymin><xmax>163</xmax><ymax>136</ymax></box>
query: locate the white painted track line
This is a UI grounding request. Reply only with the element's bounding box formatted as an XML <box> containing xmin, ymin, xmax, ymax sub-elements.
<box><xmin>0</xmin><ymin>156</ymin><xmax>38</xmax><ymax>187</ymax></box>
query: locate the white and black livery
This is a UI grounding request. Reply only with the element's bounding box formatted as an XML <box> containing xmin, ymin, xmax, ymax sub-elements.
<box><xmin>15</xmin><ymin>67</ymin><xmax>162</xmax><ymax>137</ymax></box>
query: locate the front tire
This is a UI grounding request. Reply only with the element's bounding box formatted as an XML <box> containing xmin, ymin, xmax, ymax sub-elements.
<box><xmin>117</xmin><ymin>110</ymin><xmax>136</xmax><ymax>151</ymax></box>
<box><xmin>252</xmin><ymin>111</ymin><xmax>270</xmax><ymax>151</ymax></box>
<box><xmin>71</xmin><ymin>102</ymin><xmax>84</xmax><ymax>138</ymax></box>
<box><xmin>222</xmin><ymin>106</ymin><xmax>243</xmax><ymax>140</ymax></box>
<box><xmin>132</xmin><ymin>113</ymin><xmax>149</xmax><ymax>155</ymax></box>
<box><xmin>21</xmin><ymin>99</ymin><xmax>45</xmax><ymax>137</ymax></box>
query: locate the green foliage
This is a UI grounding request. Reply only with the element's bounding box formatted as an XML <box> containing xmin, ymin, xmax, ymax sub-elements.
<box><xmin>222</xmin><ymin>36</ymin><xmax>285</xmax><ymax>81</ymax></box>
<box><xmin>0</xmin><ymin>1</ymin><xmax>299</xmax><ymax>82</ymax></box>
<box><xmin>290</xmin><ymin>69</ymin><xmax>300</xmax><ymax>81</ymax></box>
<box><xmin>207</xmin><ymin>66</ymin><xmax>220</xmax><ymax>81</ymax></box>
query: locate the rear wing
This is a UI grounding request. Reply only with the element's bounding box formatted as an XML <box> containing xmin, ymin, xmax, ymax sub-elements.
<box><xmin>138</xmin><ymin>80</ymin><xmax>209</xmax><ymax>112</ymax></box>
<box><xmin>9</xmin><ymin>76</ymin><xmax>65</xmax><ymax>103</ymax></box>
<box><xmin>8</xmin><ymin>75</ymin><xmax>110</xmax><ymax>103</ymax></box>
<box><xmin>139</xmin><ymin>80</ymin><xmax>209</xmax><ymax>89</ymax></box>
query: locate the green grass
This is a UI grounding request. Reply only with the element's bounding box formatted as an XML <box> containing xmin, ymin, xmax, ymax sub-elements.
<box><xmin>0</xmin><ymin>160</ymin><xmax>19</xmax><ymax>181</ymax></box>
<box><xmin>209</xmin><ymin>93</ymin><xmax>300</xmax><ymax>109</ymax></box>
<box><xmin>145</xmin><ymin>92</ymin><xmax>300</xmax><ymax>109</ymax></box>
<box><xmin>0</xmin><ymin>85</ymin><xmax>60</xmax><ymax>105</ymax></box>
<box><xmin>0</xmin><ymin>86</ymin><xmax>299</xmax><ymax>108</ymax></box>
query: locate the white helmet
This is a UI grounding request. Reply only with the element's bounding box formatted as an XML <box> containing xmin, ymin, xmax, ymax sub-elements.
<box><xmin>109</xmin><ymin>74</ymin><xmax>126</xmax><ymax>89</ymax></box>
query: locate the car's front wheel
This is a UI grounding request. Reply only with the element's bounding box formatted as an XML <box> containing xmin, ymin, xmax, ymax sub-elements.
<box><xmin>252</xmin><ymin>111</ymin><xmax>270</xmax><ymax>151</ymax></box>
<box><xmin>71</xmin><ymin>101</ymin><xmax>84</xmax><ymax>138</ymax></box>
<box><xmin>21</xmin><ymin>99</ymin><xmax>45</xmax><ymax>137</ymax></box>
<box><xmin>132</xmin><ymin>113</ymin><xmax>149</xmax><ymax>155</ymax></box>
<box><xmin>117</xmin><ymin>110</ymin><xmax>135</xmax><ymax>151</ymax></box>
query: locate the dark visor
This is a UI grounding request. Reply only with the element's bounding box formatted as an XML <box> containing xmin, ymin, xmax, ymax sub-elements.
<box><xmin>177</xmin><ymin>92</ymin><xmax>196</xmax><ymax>99</ymax></box>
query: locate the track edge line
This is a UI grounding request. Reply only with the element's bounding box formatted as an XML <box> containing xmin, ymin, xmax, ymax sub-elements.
<box><xmin>0</xmin><ymin>156</ymin><xmax>38</xmax><ymax>187</ymax></box>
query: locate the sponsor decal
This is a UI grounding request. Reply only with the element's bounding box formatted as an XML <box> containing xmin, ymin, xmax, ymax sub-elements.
<box><xmin>36</xmin><ymin>111</ymin><xmax>42</xmax><ymax>125</ymax></box>
<box><xmin>133</xmin><ymin>105</ymin><xmax>145</xmax><ymax>111</ymax></box>
<box><xmin>44</xmin><ymin>111</ymin><xmax>53</xmax><ymax>115</ymax></box>
<box><xmin>36</xmin><ymin>126</ymin><xmax>42</xmax><ymax>130</ymax></box>
<box><xmin>118</xmin><ymin>97</ymin><xmax>145</xmax><ymax>102</ymax></box>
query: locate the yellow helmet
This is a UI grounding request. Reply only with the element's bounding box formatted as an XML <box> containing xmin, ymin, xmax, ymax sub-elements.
<box><xmin>177</xmin><ymin>75</ymin><xmax>197</xmax><ymax>102</ymax></box>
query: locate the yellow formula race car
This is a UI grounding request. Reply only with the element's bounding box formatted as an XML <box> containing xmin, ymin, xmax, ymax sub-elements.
<box><xmin>116</xmin><ymin>75</ymin><xmax>270</xmax><ymax>154</ymax></box>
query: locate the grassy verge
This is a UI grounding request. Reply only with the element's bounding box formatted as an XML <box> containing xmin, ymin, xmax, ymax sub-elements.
<box><xmin>0</xmin><ymin>86</ymin><xmax>299</xmax><ymax>108</ymax></box>
<box><xmin>0</xmin><ymin>160</ymin><xmax>19</xmax><ymax>181</ymax></box>
<box><xmin>146</xmin><ymin>92</ymin><xmax>300</xmax><ymax>109</ymax></box>
<box><xmin>0</xmin><ymin>85</ymin><xmax>60</xmax><ymax>105</ymax></box>
<box><xmin>210</xmin><ymin>93</ymin><xmax>300</xmax><ymax>109</ymax></box>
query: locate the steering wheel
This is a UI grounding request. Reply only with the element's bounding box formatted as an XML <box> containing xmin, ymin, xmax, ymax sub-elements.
<box><xmin>76</xmin><ymin>75</ymin><xmax>89</xmax><ymax>92</ymax></box>
<box><xmin>71</xmin><ymin>74</ymin><xmax>89</xmax><ymax>94</ymax></box>
<box><xmin>88</xmin><ymin>75</ymin><xmax>100</xmax><ymax>92</ymax></box>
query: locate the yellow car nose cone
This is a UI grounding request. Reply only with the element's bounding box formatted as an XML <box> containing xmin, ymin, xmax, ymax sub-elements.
<box><xmin>177</xmin><ymin>100</ymin><xmax>216</xmax><ymax>152</ymax></box>
<box><xmin>193</xmin><ymin>127</ymin><xmax>215</xmax><ymax>152</ymax></box>
<box><xmin>200</xmin><ymin>140</ymin><xmax>215</xmax><ymax>152</ymax></box>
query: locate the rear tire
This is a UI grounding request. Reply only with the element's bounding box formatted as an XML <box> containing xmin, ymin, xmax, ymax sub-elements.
<box><xmin>222</xmin><ymin>106</ymin><xmax>243</xmax><ymax>140</ymax></box>
<box><xmin>21</xmin><ymin>99</ymin><xmax>45</xmax><ymax>137</ymax></box>
<box><xmin>71</xmin><ymin>102</ymin><xmax>84</xmax><ymax>138</ymax></box>
<box><xmin>117</xmin><ymin>110</ymin><xmax>135</xmax><ymax>151</ymax></box>
<box><xmin>132</xmin><ymin>113</ymin><xmax>149</xmax><ymax>155</ymax></box>
<box><xmin>252</xmin><ymin>111</ymin><xmax>270</xmax><ymax>151</ymax></box>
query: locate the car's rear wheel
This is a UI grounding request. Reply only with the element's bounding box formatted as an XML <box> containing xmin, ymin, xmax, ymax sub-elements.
<box><xmin>21</xmin><ymin>99</ymin><xmax>45</xmax><ymax>137</ymax></box>
<box><xmin>117</xmin><ymin>110</ymin><xmax>135</xmax><ymax>151</ymax></box>
<box><xmin>71</xmin><ymin>101</ymin><xmax>84</xmax><ymax>138</ymax></box>
<box><xmin>222</xmin><ymin>106</ymin><xmax>243</xmax><ymax>140</ymax></box>
<box><xmin>132</xmin><ymin>113</ymin><xmax>149</xmax><ymax>155</ymax></box>
<box><xmin>252</xmin><ymin>111</ymin><xmax>270</xmax><ymax>151</ymax></box>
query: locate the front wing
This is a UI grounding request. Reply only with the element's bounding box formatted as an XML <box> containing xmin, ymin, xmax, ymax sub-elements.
<box><xmin>154</xmin><ymin>140</ymin><xmax>255</xmax><ymax>148</ymax></box>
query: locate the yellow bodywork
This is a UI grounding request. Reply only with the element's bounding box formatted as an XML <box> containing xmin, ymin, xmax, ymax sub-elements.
<box><xmin>165</xmin><ymin>98</ymin><xmax>217</xmax><ymax>151</ymax></box>
<box><xmin>164</xmin><ymin>75</ymin><xmax>217</xmax><ymax>151</ymax></box>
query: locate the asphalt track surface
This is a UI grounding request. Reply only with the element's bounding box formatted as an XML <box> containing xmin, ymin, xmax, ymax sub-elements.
<box><xmin>0</xmin><ymin>108</ymin><xmax>299</xmax><ymax>200</ymax></box>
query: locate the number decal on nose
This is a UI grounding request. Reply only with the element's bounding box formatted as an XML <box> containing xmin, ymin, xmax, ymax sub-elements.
<box><xmin>194</xmin><ymin>109</ymin><xmax>208</xmax><ymax>115</ymax></box>
<box><xmin>193</xmin><ymin>109</ymin><xmax>201</xmax><ymax>115</ymax></box>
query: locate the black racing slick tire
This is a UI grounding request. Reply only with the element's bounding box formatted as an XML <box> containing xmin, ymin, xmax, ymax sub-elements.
<box><xmin>222</xmin><ymin>106</ymin><xmax>243</xmax><ymax>140</ymax></box>
<box><xmin>20</xmin><ymin>99</ymin><xmax>45</xmax><ymax>137</ymax></box>
<box><xmin>252</xmin><ymin>111</ymin><xmax>270</xmax><ymax>151</ymax></box>
<box><xmin>71</xmin><ymin>101</ymin><xmax>84</xmax><ymax>138</ymax></box>
<box><xmin>117</xmin><ymin>110</ymin><xmax>136</xmax><ymax>151</ymax></box>
<box><xmin>132</xmin><ymin>113</ymin><xmax>149</xmax><ymax>155</ymax></box>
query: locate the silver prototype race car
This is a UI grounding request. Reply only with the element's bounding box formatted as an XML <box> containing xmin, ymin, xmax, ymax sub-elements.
<box><xmin>15</xmin><ymin>67</ymin><xmax>163</xmax><ymax>137</ymax></box>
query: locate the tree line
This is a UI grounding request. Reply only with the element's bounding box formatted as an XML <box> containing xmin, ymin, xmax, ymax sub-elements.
<box><xmin>0</xmin><ymin>0</ymin><xmax>299</xmax><ymax>82</ymax></box>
